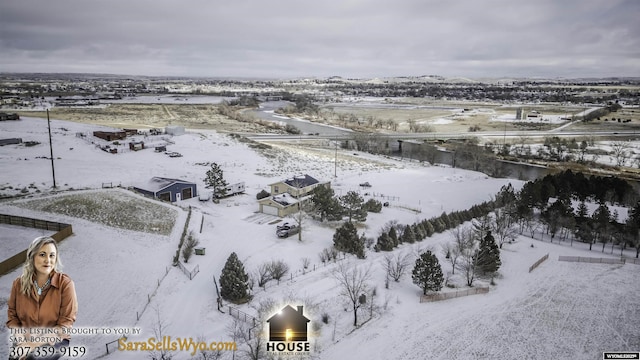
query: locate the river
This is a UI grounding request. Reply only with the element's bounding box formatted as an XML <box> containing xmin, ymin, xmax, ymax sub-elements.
<box><xmin>249</xmin><ymin>101</ymin><xmax>352</xmax><ymax>136</ymax></box>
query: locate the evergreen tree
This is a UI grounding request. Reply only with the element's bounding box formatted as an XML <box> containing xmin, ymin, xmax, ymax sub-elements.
<box><xmin>432</xmin><ymin>218</ymin><xmax>446</xmax><ymax>233</ymax></box>
<box><xmin>412</xmin><ymin>250</ymin><xmax>444</xmax><ymax>295</ymax></box>
<box><xmin>364</xmin><ymin>198</ymin><xmax>383</xmax><ymax>213</ymax></box>
<box><xmin>576</xmin><ymin>201</ymin><xmax>589</xmax><ymax>221</ymax></box>
<box><xmin>374</xmin><ymin>232</ymin><xmax>394</xmax><ymax>252</ymax></box>
<box><xmin>205</xmin><ymin>162</ymin><xmax>228</xmax><ymax>197</ymax></box>
<box><xmin>413</xmin><ymin>223</ymin><xmax>426</xmax><ymax>241</ymax></box>
<box><xmin>475</xmin><ymin>231</ymin><xmax>501</xmax><ymax>276</ymax></box>
<box><xmin>311</xmin><ymin>184</ymin><xmax>344</xmax><ymax>221</ymax></box>
<box><xmin>333</xmin><ymin>221</ymin><xmax>365</xmax><ymax>258</ymax></box>
<box><xmin>402</xmin><ymin>225</ymin><xmax>416</xmax><ymax>244</ymax></box>
<box><xmin>388</xmin><ymin>227</ymin><xmax>399</xmax><ymax>246</ymax></box>
<box><xmin>340</xmin><ymin>191</ymin><xmax>367</xmax><ymax>222</ymax></box>
<box><xmin>219</xmin><ymin>252</ymin><xmax>249</xmax><ymax>303</ymax></box>
<box><xmin>422</xmin><ymin>220</ymin><xmax>435</xmax><ymax>237</ymax></box>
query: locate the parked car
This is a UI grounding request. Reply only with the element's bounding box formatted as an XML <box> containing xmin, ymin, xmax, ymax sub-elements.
<box><xmin>276</xmin><ymin>223</ymin><xmax>299</xmax><ymax>238</ymax></box>
<box><xmin>359</xmin><ymin>182</ymin><xmax>372</xmax><ymax>187</ymax></box>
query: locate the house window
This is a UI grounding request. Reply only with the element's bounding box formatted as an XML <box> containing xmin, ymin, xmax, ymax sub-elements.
<box><xmin>274</xmin><ymin>186</ymin><xmax>279</xmax><ymax>194</ymax></box>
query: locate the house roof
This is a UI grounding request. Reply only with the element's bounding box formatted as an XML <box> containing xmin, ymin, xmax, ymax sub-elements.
<box><xmin>267</xmin><ymin>305</ymin><xmax>310</xmax><ymax>322</ymax></box>
<box><xmin>271</xmin><ymin>193</ymin><xmax>300</xmax><ymax>207</ymax></box>
<box><xmin>283</xmin><ymin>174</ymin><xmax>319</xmax><ymax>188</ymax></box>
<box><xmin>138</xmin><ymin>177</ymin><xmax>195</xmax><ymax>193</ymax></box>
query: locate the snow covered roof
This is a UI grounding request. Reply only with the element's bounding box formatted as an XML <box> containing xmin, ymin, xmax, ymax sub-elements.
<box><xmin>284</xmin><ymin>174</ymin><xmax>319</xmax><ymax>188</ymax></box>
<box><xmin>271</xmin><ymin>193</ymin><xmax>300</xmax><ymax>207</ymax></box>
<box><xmin>137</xmin><ymin>176</ymin><xmax>195</xmax><ymax>192</ymax></box>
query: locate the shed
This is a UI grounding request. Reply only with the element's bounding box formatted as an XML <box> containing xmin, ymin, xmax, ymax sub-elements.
<box><xmin>133</xmin><ymin>177</ymin><xmax>197</xmax><ymax>202</ymax></box>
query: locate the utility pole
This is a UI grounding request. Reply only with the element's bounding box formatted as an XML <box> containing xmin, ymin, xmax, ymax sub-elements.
<box><xmin>47</xmin><ymin>109</ymin><xmax>57</xmax><ymax>188</ymax></box>
<box><xmin>334</xmin><ymin>140</ymin><xmax>338</xmax><ymax>178</ymax></box>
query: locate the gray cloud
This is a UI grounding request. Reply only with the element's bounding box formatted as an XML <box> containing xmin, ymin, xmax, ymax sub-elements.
<box><xmin>1</xmin><ymin>0</ymin><xmax>638</xmax><ymax>78</ymax></box>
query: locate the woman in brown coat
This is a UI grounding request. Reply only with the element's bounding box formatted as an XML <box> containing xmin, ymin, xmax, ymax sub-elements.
<box><xmin>7</xmin><ymin>236</ymin><xmax>78</xmax><ymax>360</ymax></box>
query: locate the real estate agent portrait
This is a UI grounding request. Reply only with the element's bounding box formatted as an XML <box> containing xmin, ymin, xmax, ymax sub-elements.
<box><xmin>6</xmin><ymin>236</ymin><xmax>78</xmax><ymax>360</ymax></box>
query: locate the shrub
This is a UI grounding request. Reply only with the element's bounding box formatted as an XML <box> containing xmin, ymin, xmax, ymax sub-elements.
<box><xmin>364</xmin><ymin>198</ymin><xmax>382</xmax><ymax>213</ymax></box>
<box><xmin>256</xmin><ymin>189</ymin><xmax>270</xmax><ymax>200</ymax></box>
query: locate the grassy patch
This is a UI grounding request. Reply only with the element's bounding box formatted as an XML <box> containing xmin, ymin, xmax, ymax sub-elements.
<box><xmin>16</xmin><ymin>190</ymin><xmax>177</xmax><ymax>235</ymax></box>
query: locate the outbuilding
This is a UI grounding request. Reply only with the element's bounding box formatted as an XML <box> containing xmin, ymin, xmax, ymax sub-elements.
<box><xmin>133</xmin><ymin>177</ymin><xmax>197</xmax><ymax>202</ymax></box>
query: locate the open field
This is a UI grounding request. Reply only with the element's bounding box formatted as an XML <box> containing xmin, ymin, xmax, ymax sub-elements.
<box><xmin>16</xmin><ymin>104</ymin><xmax>269</xmax><ymax>133</ymax></box>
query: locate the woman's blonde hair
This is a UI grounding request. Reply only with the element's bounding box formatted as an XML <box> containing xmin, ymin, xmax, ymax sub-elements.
<box><xmin>19</xmin><ymin>236</ymin><xmax>62</xmax><ymax>295</ymax></box>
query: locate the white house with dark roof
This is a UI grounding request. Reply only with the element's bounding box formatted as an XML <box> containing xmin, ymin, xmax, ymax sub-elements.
<box><xmin>258</xmin><ymin>174</ymin><xmax>329</xmax><ymax>217</ymax></box>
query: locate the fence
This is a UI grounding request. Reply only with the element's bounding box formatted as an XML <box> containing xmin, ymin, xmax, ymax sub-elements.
<box><xmin>135</xmin><ymin>266</ymin><xmax>171</xmax><ymax>321</ymax></box>
<box><xmin>176</xmin><ymin>261</ymin><xmax>200</xmax><ymax>280</ymax></box>
<box><xmin>558</xmin><ymin>256</ymin><xmax>627</xmax><ymax>265</ymax></box>
<box><xmin>624</xmin><ymin>257</ymin><xmax>640</xmax><ymax>265</ymax></box>
<box><xmin>228</xmin><ymin>305</ymin><xmax>257</xmax><ymax>327</ymax></box>
<box><xmin>529</xmin><ymin>253</ymin><xmax>549</xmax><ymax>273</ymax></box>
<box><xmin>255</xmin><ymin>252</ymin><xmax>349</xmax><ymax>292</ymax></box>
<box><xmin>420</xmin><ymin>287</ymin><xmax>489</xmax><ymax>303</ymax></box>
<box><xmin>0</xmin><ymin>214</ymin><xmax>73</xmax><ymax>276</ymax></box>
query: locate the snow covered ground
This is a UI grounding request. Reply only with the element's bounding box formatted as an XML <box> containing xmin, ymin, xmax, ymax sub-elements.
<box><xmin>1</xmin><ymin>117</ymin><xmax>639</xmax><ymax>359</ymax></box>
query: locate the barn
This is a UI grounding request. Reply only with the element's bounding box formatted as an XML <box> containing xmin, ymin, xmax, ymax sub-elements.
<box><xmin>133</xmin><ymin>177</ymin><xmax>197</xmax><ymax>202</ymax></box>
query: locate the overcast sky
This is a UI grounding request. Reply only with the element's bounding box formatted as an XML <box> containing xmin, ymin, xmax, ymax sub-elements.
<box><xmin>1</xmin><ymin>0</ymin><xmax>638</xmax><ymax>79</ymax></box>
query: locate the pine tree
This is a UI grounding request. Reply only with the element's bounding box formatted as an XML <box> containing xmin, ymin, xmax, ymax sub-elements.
<box><xmin>333</xmin><ymin>221</ymin><xmax>365</xmax><ymax>258</ymax></box>
<box><xmin>412</xmin><ymin>250</ymin><xmax>444</xmax><ymax>295</ymax></box>
<box><xmin>340</xmin><ymin>191</ymin><xmax>367</xmax><ymax>222</ymax></box>
<box><xmin>422</xmin><ymin>220</ymin><xmax>435</xmax><ymax>237</ymax></box>
<box><xmin>388</xmin><ymin>227</ymin><xmax>399</xmax><ymax>247</ymax></box>
<box><xmin>205</xmin><ymin>163</ymin><xmax>228</xmax><ymax>197</ymax></box>
<box><xmin>402</xmin><ymin>225</ymin><xmax>416</xmax><ymax>244</ymax></box>
<box><xmin>374</xmin><ymin>232</ymin><xmax>394</xmax><ymax>252</ymax></box>
<box><xmin>219</xmin><ymin>252</ymin><xmax>249</xmax><ymax>303</ymax></box>
<box><xmin>475</xmin><ymin>231</ymin><xmax>501</xmax><ymax>276</ymax></box>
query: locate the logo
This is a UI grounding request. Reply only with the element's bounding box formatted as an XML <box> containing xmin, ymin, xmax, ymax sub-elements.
<box><xmin>265</xmin><ymin>305</ymin><xmax>311</xmax><ymax>354</ymax></box>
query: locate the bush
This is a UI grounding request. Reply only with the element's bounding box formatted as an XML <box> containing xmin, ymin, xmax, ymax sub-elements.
<box><xmin>256</xmin><ymin>189</ymin><xmax>270</xmax><ymax>200</ymax></box>
<box><xmin>321</xmin><ymin>312</ymin><xmax>330</xmax><ymax>324</ymax></box>
<box><xmin>284</xmin><ymin>124</ymin><xmax>301</xmax><ymax>134</ymax></box>
<box><xmin>364</xmin><ymin>199</ymin><xmax>382</xmax><ymax>213</ymax></box>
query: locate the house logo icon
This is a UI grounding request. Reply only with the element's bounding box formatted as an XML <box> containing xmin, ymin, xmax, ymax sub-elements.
<box><xmin>267</xmin><ymin>305</ymin><xmax>310</xmax><ymax>341</ymax></box>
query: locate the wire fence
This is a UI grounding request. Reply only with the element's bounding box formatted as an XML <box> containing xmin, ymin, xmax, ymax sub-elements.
<box><xmin>135</xmin><ymin>266</ymin><xmax>171</xmax><ymax>321</ymax></box>
<box><xmin>420</xmin><ymin>287</ymin><xmax>489</xmax><ymax>303</ymax></box>
<box><xmin>558</xmin><ymin>256</ymin><xmax>628</xmax><ymax>265</ymax></box>
<box><xmin>529</xmin><ymin>253</ymin><xmax>549</xmax><ymax>273</ymax></box>
<box><xmin>176</xmin><ymin>261</ymin><xmax>200</xmax><ymax>280</ymax></box>
<box><xmin>227</xmin><ymin>305</ymin><xmax>257</xmax><ymax>327</ymax></box>
<box><xmin>254</xmin><ymin>252</ymin><xmax>349</xmax><ymax>292</ymax></box>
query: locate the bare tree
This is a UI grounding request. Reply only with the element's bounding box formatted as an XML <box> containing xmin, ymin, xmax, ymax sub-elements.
<box><xmin>194</xmin><ymin>335</ymin><xmax>224</xmax><ymax>360</ymax></box>
<box><xmin>268</xmin><ymin>260</ymin><xmax>289</xmax><ymax>284</ymax></box>
<box><xmin>254</xmin><ymin>262</ymin><xmax>273</xmax><ymax>289</ymax></box>
<box><xmin>452</xmin><ymin>228</ymin><xmax>478</xmax><ymax>287</ymax></box>
<box><xmin>382</xmin><ymin>252</ymin><xmax>411</xmax><ymax>283</ymax></box>
<box><xmin>301</xmin><ymin>257</ymin><xmax>310</xmax><ymax>273</ymax></box>
<box><xmin>611</xmin><ymin>141</ymin><xmax>631</xmax><ymax>167</ymax></box>
<box><xmin>332</xmin><ymin>262</ymin><xmax>372</xmax><ymax>327</ymax></box>
<box><xmin>148</xmin><ymin>307</ymin><xmax>173</xmax><ymax>360</ymax></box>
<box><xmin>492</xmin><ymin>208</ymin><xmax>517</xmax><ymax>248</ymax></box>
<box><xmin>227</xmin><ymin>316</ymin><xmax>263</xmax><ymax>360</ymax></box>
<box><xmin>472</xmin><ymin>214</ymin><xmax>492</xmax><ymax>241</ymax></box>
